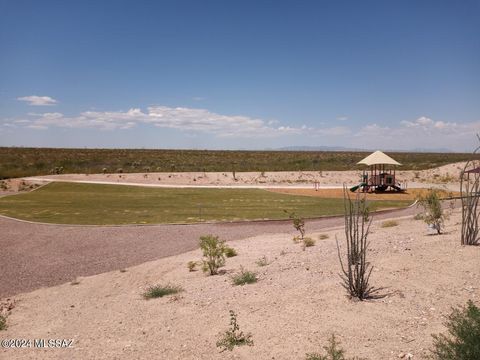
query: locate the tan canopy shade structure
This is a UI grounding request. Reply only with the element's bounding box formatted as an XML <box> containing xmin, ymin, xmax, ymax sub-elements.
<box><xmin>357</xmin><ymin>150</ymin><xmax>401</xmax><ymax>166</ymax></box>
<box><xmin>350</xmin><ymin>150</ymin><xmax>404</xmax><ymax>193</ymax></box>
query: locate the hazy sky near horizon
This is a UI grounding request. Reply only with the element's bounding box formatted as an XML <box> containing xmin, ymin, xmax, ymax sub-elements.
<box><xmin>1</xmin><ymin>0</ymin><xmax>479</xmax><ymax>151</ymax></box>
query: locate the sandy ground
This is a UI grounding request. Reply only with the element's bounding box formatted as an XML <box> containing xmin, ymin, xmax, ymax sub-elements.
<box><xmin>0</xmin><ymin>205</ymin><xmax>419</xmax><ymax>298</ymax></box>
<box><xmin>1</xmin><ymin>209</ymin><xmax>479</xmax><ymax>360</ymax></box>
<box><xmin>21</xmin><ymin>161</ymin><xmax>466</xmax><ymax>192</ymax></box>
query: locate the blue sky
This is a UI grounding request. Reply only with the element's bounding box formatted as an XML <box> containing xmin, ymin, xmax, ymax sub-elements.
<box><xmin>0</xmin><ymin>0</ymin><xmax>479</xmax><ymax>151</ymax></box>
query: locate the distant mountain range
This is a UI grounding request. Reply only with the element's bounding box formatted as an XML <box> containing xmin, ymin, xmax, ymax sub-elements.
<box><xmin>274</xmin><ymin>146</ymin><xmax>454</xmax><ymax>153</ymax></box>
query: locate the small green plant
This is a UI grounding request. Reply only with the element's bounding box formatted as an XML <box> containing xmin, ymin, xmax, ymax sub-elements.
<box><xmin>417</xmin><ymin>189</ymin><xmax>446</xmax><ymax>234</ymax></box>
<box><xmin>319</xmin><ymin>234</ymin><xmax>329</xmax><ymax>240</ymax></box>
<box><xmin>413</xmin><ymin>213</ymin><xmax>424</xmax><ymax>221</ymax></box>
<box><xmin>0</xmin><ymin>314</ymin><xmax>7</xmax><ymax>331</ymax></box>
<box><xmin>232</xmin><ymin>268</ymin><xmax>258</xmax><ymax>286</ymax></box>
<box><xmin>285</xmin><ymin>210</ymin><xmax>306</xmax><ymax>239</ymax></box>
<box><xmin>142</xmin><ymin>284</ymin><xmax>183</xmax><ymax>299</ymax></box>
<box><xmin>381</xmin><ymin>220</ymin><xmax>398</xmax><ymax>228</ymax></box>
<box><xmin>225</xmin><ymin>246</ymin><xmax>238</xmax><ymax>258</ymax></box>
<box><xmin>306</xmin><ymin>334</ymin><xmax>360</xmax><ymax>360</ymax></box>
<box><xmin>431</xmin><ymin>300</ymin><xmax>480</xmax><ymax>359</ymax></box>
<box><xmin>216</xmin><ymin>310</ymin><xmax>253</xmax><ymax>352</ymax></box>
<box><xmin>199</xmin><ymin>234</ymin><xmax>227</xmax><ymax>275</ymax></box>
<box><xmin>187</xmin><ymin>261</ymin><xmax>197</xmax><ymax>272</ymax></box>
<box><xmin>256</xmin><ymin>256</ymin><xmax>268</xmax><ymax>267</ymax></box>
<box><xmin>285</xmin><ymin>210</ymin><xmax>314</xmax><ymax>250</ymax></box>
<box><xmin>304</xmin><ymin>237</ymin><xmax>316</xmax><ymax>247</ymax></box>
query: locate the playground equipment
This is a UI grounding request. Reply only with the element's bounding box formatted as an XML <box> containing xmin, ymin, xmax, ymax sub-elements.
<box><xmin>351</xmin><ymin>151</ymin><xmax>406</xmax><ymax>193</ymax></box>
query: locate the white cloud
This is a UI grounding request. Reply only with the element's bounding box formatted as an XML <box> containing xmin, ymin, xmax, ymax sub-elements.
<box><xmin>19</xmin><ymin>105</ymin><xmax>310</xmax><ymax>137</ymax></box>
<box><xmin>7</xmin><ymin>108</ymin><xmax>480</xmax><ymax>151</ymax></box>
<box><xmin>17</xmin><ymin>95</ymin><xmax>58</xmax><ymax>106</ymax></box>
<box><xmin>353</xmin><ymin>116</ymin><xmax>480</xmax><ymax>151</ymax></box>
<box><xmin>336</xmin><ymin>116</ymin><xmax>348</xmax><ymax>121</ymax></box>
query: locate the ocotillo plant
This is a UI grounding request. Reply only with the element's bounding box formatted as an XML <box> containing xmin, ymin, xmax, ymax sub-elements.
<box><xmin>460</xmin><ymin>134</ymin><xmax>480</xmax><ymax>246</ymax></box>
<box><xmin>336</xmin><ymin>186</ymin><xmax>381</xmax><ymax>300</ymax></box>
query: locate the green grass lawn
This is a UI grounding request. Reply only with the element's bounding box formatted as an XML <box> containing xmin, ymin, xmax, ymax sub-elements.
<box><xmin>0</xmin><ymin>182</ymin><xmax>411</xmax><ymax>225</ymax></box>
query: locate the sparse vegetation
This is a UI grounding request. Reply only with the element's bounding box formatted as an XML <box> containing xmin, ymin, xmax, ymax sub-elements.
<box><xmin>1</xmin><ymin>147</ymin><xmax>478</xmax><ymax>179</ymax></box>
<box><xmin>232</xmin><ymin>268</ymin><xmax>258</xmax><ymax>286</ymax></box>
<box><xmin>306</xmin><ymin>334</ymin><xmax>360</xmax><ymax>360</ymax></box>
<box><xmin>216</xmin><ymin>310</ymin><xmax>253</xmax><ymax>352</ymax></box>
<box><xmin>337</xmin><ymin>187</ymin><xmax>381</xmax><ymax>300</ymax></box>
<box><xmin>319</xmin><ymin>234</ymin><xmax>329</xmax><ymax>240</ymax></box>
<box><xmin>255</xmin><ymin>256</ymin><xmax>269</xmax><ymax>267</ymax></box>
<box><xmin>303</xmin><ymin>237</ymin><xmax>316</xmax><ymax>247</ymax></box>
<box><xmin>142</xmin><ymin>284</ymin><xmax>183</xmax><ymax>299</ymax></box>
<box><xmin>413</xmin><ymin>213</ymin><xmax>424</xmax><ymax>221</ymax></box>
<box><xmin>417</xmin><ymin>189</ymin><xmax>446</xmax><ymax>234</ymax></box>
<box><xmin>0</xmin><ymin>314</ymin><xmax>7</xmax><ymax>331</ymax></box>
<box><xmin>286</xmin><ymin>210</ymin><xmax>306</xmax><ymax>239</ymax></box>
<box><xmin>187</xmin><ymin>261</ymin><xmax>197</xmax><ymax>272</ymax></box>
<box><xmin>381</xmin><ymin>220</ymin><xmax>398</xmax><ymax>228</ymax></box>
<box><xmin>286</xmin><ymin>210</ymin><xmax>314</xmax><ymax>250</ymax></box>
<box><xmin>225</xmin><ymin>246</ymin><xmax>238</xmax><ymax>258</ymax></box>
<box><xmin>200</xmin><ymin>235</ymin><xmax>227</xmax><ymax>275</ymax></box>
<box><xmin>0</xmin><ymin>180</ymin><xmax>9</xmax><ymax>190</ymax></box>
<box><xmin>431</xmin><ymin>300</ymin><xmax>480</xmax><ymax>360</ymax></box>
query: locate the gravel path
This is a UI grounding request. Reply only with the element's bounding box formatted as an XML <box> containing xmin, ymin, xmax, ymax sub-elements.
<box><xmin>0</xmin><ymin>206</ymin><xmax>419</xmax><ymax>298</ymax></box>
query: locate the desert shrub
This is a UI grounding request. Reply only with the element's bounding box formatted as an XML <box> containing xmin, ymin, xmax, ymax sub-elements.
<box><xmin>216</xmin><ymin>310</ymin><xmax>253</xmax><ymax>352</ymax></box>
<box><xmin>306</xmin><ymin>334</ymin><xmax>360</xmax><ymax>360</ymax></box>
<box><xmin>225</xmin><ymin>246</ymin><xmax>238</xmax><ymax>258</ymax></box>
<box><xmin>285</xmin><ymin>210</ymin><xmax>306</xmax><ymax>239</ymax></box>
<box><xmin>116</xmin><ymin>168</ymin><xmax>123</xmax><ymax>173</ymax></box>
<box><xmin>256</xmin><ymin>256</ymin><xmax>268</xmax><ymax>267</ymax></box>
<box><xmin>381</xmin><ymin>220</ymin><xmax>398</xmax><ymax>228</ymax></box>
<box><xmin>0</xmin><ymin>180</ymin><xmax>8</xmax><ymax>190</ymax></box>
<box><xmin>187</xmin><ymin>261</ymin><xmax>197</xmax><ymax>272</ymax></box>
<box><xmin>232</xmin><ymin>268</ymin><xmax>257</xmax><ymax>286</ymax></box>
<box><xmin>142</xmin><ymin>284</ymin><xmax>183</xmax><ymax>299</ymax></box>
<box><xmin>199</xmin><ymin>235</ymin><xmax>226</xmax><ymax>275</ymax></box>
<box><xmin>417</xmin><ymin>189</ymin><xmax>446</xmax><ymax>234</ymax></box>
<box><xmin>431</xmin><ymin>300</ymin><xmax>480</xmax><ymax>359</ymax></box>
<box><xmin>285</xmin><ymin>210</ymin><xmax>315</xmax><ymax>250</ymax></box>
<box><xmin>319</xmin><ymin>234</ymin><xmax>329</xmax><ymax>240</ymax></box>
<box><xmin>336</xmin><ymin>187</ymin><xmax>381</xmax><ymax>300</ymax></box>
<box><xmin>304</xmin><ymin>237</ymin><xmax>316</xmax><ymax>247</ymax></box>
<box><xmin>0</xmin><ymin>314</ymin><xmax>7</xmax><ymax>331</ymax></box>
<box><xmin>102</xmin><ymin>167</ymin><xmax>107</xmax><ymax>174</ymax></box>
<box><xmin>413</xmin><ymin>213</ymin><xmax>424</xmax><ymax>221</ymax></box>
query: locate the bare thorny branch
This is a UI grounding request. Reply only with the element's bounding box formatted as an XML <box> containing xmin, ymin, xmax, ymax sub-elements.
<box><xmin>336</xmin><ymin>186</ymin><xmax>384</xmax><ymax>300</ymax></box>
<box><xmin>460</xmin><ymin>134</ymin><xmax>480</xmax><ymax>246</ymax></box>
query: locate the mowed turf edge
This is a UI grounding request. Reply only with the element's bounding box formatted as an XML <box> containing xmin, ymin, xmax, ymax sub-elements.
<box><xmin>0</xmin><ymin>182</ymin><xmax>411</xmax><ymax>225</ymax></box>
